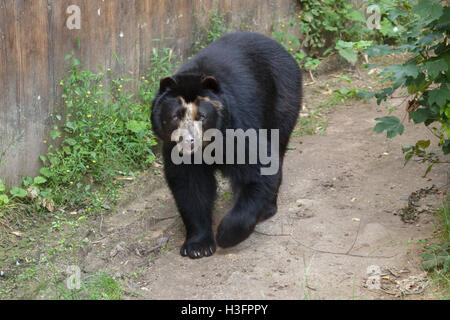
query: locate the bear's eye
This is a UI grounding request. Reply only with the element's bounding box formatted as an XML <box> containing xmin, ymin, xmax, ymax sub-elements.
<box><xmin>172</xmin><ymin>114</ymin><xmax>180</xmax><ymax>121</ymax></box>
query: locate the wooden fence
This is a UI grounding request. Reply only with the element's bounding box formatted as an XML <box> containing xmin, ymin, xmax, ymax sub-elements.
<box><xmin>0</xmin><ymin>0</ymin><xmax>296</xmax><ymax>186</ymax></box>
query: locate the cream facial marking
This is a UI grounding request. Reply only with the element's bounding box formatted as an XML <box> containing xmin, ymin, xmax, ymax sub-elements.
<box><xmin>196</xmin><ymin>96</ymin><xmax>223</xmax><ymax>111</ymax></box>
<box><xmin>174</xmin><ymin>97</ymin><xmax>202</xmax><ymax>154</ymax></box>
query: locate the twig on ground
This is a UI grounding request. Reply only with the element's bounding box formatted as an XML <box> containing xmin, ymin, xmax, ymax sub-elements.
<box><xmin>346</xmin><ymin>220</ymin><xmax>362</xmax><ymax>255</ymax></box>
<box><xmin>254</xmin><ymin>230</ymin><xmax>398</xmax><ymax>259</ymax></box>
<box><xmin>309</xmin><ymin>70</ymin><xmax>316</xmax><ymax>83</ymax></box>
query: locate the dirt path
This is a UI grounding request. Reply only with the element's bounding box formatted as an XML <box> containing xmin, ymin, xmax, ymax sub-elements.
<box><xmin>71</xmin><ymin>69</ymin><xmax>447</xmax><ymax>300</ymax></box>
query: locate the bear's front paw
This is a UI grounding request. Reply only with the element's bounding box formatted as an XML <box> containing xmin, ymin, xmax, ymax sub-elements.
<box><xmin>180</xmin><ymin>234</ymin><xmax>216</xmax><ymax>259</ymax></box>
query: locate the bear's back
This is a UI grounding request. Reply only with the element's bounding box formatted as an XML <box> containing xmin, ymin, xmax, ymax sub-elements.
<box><xmin>176</xmin><ymin>32</ymin><xmax>302</xmax><ymax>131</ymax></box>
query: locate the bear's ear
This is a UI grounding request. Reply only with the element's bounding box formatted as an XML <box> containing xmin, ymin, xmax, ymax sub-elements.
<box><xmin>201</xmin><ymin>76</ymin><xmax>220</xmax><ymax>93</ymax></box>
<box><xmin>159</xmin><ymin>76</ymin><xmax>177</xmax><ymax>93</ymax></box>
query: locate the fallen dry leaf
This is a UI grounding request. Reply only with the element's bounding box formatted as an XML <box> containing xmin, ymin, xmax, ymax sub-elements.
<box><xmin>11</xmin><ymin>231</ymin><xmax>23</xmax><ymax>237</ymax></box>
<box><xmin>43</xmin><ymin>198</ymin><xmax>55</xmax><ymax>212</ymax></box>
<box><xmin>27</xmin><ymin>187</ymin><xmax>38</xmax><ymax>200</ymax></box>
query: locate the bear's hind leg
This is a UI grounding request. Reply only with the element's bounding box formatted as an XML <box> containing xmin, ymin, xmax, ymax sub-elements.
<box><xmin>216</xmin><ymin>172</ymin><xmax>280</xmax><ymax>248</ymax></box>
<box><xmin>258</xmin><ymin>197</ymin><xmax>278</xmax><ymax>223</ymax></box>
<box><xmin>258</xmin><ymin>166</ymin><xmax>283</xmax><ymax>222</ymax></box>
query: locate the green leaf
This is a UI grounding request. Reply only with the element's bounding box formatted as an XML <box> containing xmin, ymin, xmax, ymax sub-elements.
<box><xmin>346</xmin><ymin>10</ymin><xmax>366</xmax><ymax>23</ymax></box>
<box><xmin>126</xmin><ymin>120</ymin><xmax>148</xmax><ymax>133</ymax></box>
<box><xmin>51</xmin><ymin>128</ymin><xmax>61</xmax><ymax>140</ymax></box>
<box><xmin>33</xmin><ymin>176</ymin><xmax>47</xmax><ymax>185</ymax></box>
<box><xmin>379</xmin><ymin>19</ymin><xmax>394</xmax><ymax>37</ymax></box>
<box><xmin>405</xmin><ymin>151</ymin><xmax>414</xmax><ymax>165</ymax></box>
<box><xmin>0</xmin><ymin>178</ymin><xmax>5</xmax><ymax>193</ymax></box>
<box><xmin>416</xmin><ymin>140</ymin><xmax>431</xmax><ymax>150</ymax></box>
<box><xmin>40</xmin><ymin>167</ymin><xmax>53</xmax><ymax>178</ymax></box>
<box><xmin>410</xmin><ymin>108</ymin><xmax>431</xmax><ymax>124</ymax></box>
<box><xmin>424</xmin><ymin>58</ymin><xmax>448</xmax><ymax>79</ymax></box>
<box><xmin>356</xmin><ymin>90</ymin><xmax>376</xmax><ymax>99</ymax></box>
<box><xmin>10</xmin><ymin>187</ymin><xmax>27</xmax><ymax>199</ymax></box>
<box><xmin>72</xmin><ymin>58</ymin><xmax>81</xmax><ymax>66</ymax></box>
<box><xmin>381</xmin><ymin>64</ymin><xmax>419</xmax><ymax>86</ymax></box>
<box><xmin>0</xmin><ymin>194</ymin><xmax>9</xmax><ymax>205</ymax></box>
<box><xmin>336</xmin><ymin>45</ymin><xmax>357</xmax><ymax>65</ymax></box>
<box><xmin>402</xmin><ymin>145</ymin><xmax>414</xmax><ymax>152</ymax></box>
<box><xmin>374</xmin><ymin>116</ymin><xmax>405</xmax><ymax>138</ymax></box>
<box><xmin>65</xmin><ymin>138</ymin><xmax>77</xmax><ymax>146</ymax></box>
<box><xmin>23</xmin><ymin>176</ymin><xmax>33</xmax><ymax>187</ymax></box>
<box><xmin>428</xmin><ymin>85</ymin><xmax>450</xmax><ymax>108</ymax></box>
<box><xmin>366</xmin><ymin>45</ymin><xmax>396</xmax><ymax>57</ymax></box>
<box><xmin>443</xmin><ymin>140</ymin><xmax>450</xmax><ymax>154</ymax></box>
<box><xmin>412</xmin><ymin>0</ymin><xmax>444</xmax><ymax>20</ymax></box>
<box><xmin>401</xmin><ymin>65</ymin><xmax>420</xmax><ymax>79</ymax></box>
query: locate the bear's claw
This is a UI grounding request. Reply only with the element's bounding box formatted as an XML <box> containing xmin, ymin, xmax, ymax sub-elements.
<box><xmin>180</xmin><ymin>236</ymin><xmax>216</xmax><ymax>259</ymax></box>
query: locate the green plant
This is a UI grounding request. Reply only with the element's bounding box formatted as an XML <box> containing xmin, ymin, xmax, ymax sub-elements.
<box><xmin>143</xmin><ymin>44</ymin><xmax>177</xmax><ymax>100</ymax></box>
<box><xmin>82</xmin><ymin>272</ymin><xmax>124</xmax><ymax>300</ymax></box>
<box><xmin>193</xmin><ymin>9</ymin><xmax>230</xmax><ymax>53</ymax></box>
<box><xmin>370</xmin><ymin>0</ymin><xmax>417</xmax><ymax>44</ymax></box>
<box><xmin>365</xmin><ymin>0</ymin><xmax>449</xmax><ymax>175</ymax></box>
<box><xmin>272</xmin><ymin>20</ymin><xmax>321</xmax><ymax>74</ymax></box>
<box><xmin>0</xmin><ymin>47</ymin><xmax>176</xmax><ymax>217</ymax></box>
<box><xmin>420</xmin><ymin>198</ymin><xmax>449</xmax><ymax>298</ymax></box>
<box><xmin>293</xmin><ymin>1</ymin><xmax>416</xmax><ymax>66</ymax></box>
<box><xmin>0</xmin><ymin>178</ymin><xmax>9</xmax><ymax>209</ymax></box>
<box><xmin>48</xmin><ymin>269</ymin><xmax>123</xmax><ymax>300</ymax></box>
<box><xmin>274</xmin><ymin>1</ymin><xmax>408</xmax><ymax>72</ymax></box>
<box><xmin>335</xmin><ymin>40</ymin><xmax>373</xmax><ymax>65</ymax></box>
<box><xmin>297</xmin><ymin>0</ymin><xmax>372</xmax><ymax>56</ymax></box>
<box><xmin>34</xmin><ymin>54</ymin><xmax>157</xmax><ymax>209</ymax></box>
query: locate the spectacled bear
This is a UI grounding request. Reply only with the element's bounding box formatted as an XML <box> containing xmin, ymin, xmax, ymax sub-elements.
<box><xmin>151</xmin><ymin>32</ymin><xmax>302</xmax><ymax>259</ymax></box>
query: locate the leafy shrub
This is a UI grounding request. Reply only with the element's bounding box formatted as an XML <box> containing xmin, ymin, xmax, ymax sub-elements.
<box><xmin>272</xmin><ymin>20</ymin><xmax>321</xmax><ymax>72</ymax></box>
<box><xmin>33</xmin><ymin>54</ymin><xmax>157</xmax><ymax>209</ymax></box>
<box><xmin>371</xmin><ymin>0</ymin><xmax>418</xmax><ymax>43</ymax></box>
<box><xmin>365</xmin><ymin>0</ymin><xmax>449</xmax><ymax>173</ymax></box>
<box><xmin>276</xmin><ymin>1</ymin><xmax>416</xmax><ymax>67</ymax></box>
<box><xmin>297</xmin><ymin>0</ymin><xmax>372</xmax><ymax>56</ymax></box>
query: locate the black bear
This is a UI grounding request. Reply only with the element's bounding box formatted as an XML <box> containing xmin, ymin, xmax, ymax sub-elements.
<box><xmin>151</xmin><ymin>32</ymin><xmax>302</xmax><ymax>259</ymax></box>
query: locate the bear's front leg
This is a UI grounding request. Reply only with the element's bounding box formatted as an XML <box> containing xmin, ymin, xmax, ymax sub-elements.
<box><xmin>164</xmin><ymin>160</ymin><xmax>217</xmax><ymax>259</ymax></box>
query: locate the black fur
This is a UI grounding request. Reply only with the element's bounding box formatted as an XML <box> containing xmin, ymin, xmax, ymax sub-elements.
<box><xmin>151</xmin><ymin>32</ymin><xmax>302</xmax><ymax>259</ymax></box>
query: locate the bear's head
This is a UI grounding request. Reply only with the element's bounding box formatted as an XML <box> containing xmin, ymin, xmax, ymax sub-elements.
<box><xmin>151</xmin><ymin>73</ymin><xmax>225</xmax><ymax>155</ymax></box>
